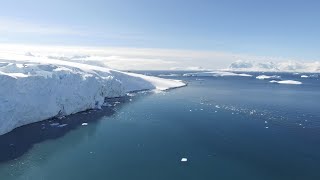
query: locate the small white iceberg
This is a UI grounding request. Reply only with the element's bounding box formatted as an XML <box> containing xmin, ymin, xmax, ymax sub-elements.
<box><xmin>181</xmin><ymin>158</ymin><xmax>188</xmax><ymax>162</ymax></box>
<box><xmin>82</xmin><ymin>123</ymin><xmax>88</xmax><ymax>126</ymax></box>
<box><xmin>301</xmin><ymin>75</ymin><xmax>309</xmax><ymax>78</ymax></box>
<box><xmin>256</xmin><ymin>75</ymin><xmax>281</xmax><ymax>80</ymax></box>
<box><xmin>270</xmin><ymin>80</ymin><xmax>302</xmax><ymax>85</ymax></box>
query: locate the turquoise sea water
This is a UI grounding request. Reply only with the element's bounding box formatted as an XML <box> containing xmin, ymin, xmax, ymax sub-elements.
<box><xmin>0</xmin><ymin>71</ymin><xmax>320</xmax><ymax>180</ymax></box>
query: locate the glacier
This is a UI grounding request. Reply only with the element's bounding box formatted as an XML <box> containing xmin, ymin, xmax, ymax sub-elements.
<box><xmin>0</xmin><ymin>56</ymin><xmax>185</xmax><ymax>135</ymax></box>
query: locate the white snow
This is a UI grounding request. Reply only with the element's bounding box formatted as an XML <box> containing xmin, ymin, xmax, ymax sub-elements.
<box><xmin>256</xmin><ymin>75</ymin><xmax>281</xmax><ymax>80</ymax></box>
<box><xmin>269</xmin><ymin>80</ymin><xmax>302</xmax><ymax>85</ymax></box>
<box><xmin>183</xmin><ymin>71</ymin><xmax>252</xmax><ymax>77</ymax></box>
<box><xmin>0</xmin><ymin>56</ymin><xmax>185</xmax><ymax>135</ymax></box>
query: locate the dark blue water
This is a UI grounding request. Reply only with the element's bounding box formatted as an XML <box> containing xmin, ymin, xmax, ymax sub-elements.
<box><xmin>0</xmin><ymin>71</ymin><xmax>320</xmax><ymax>180</ymax></box>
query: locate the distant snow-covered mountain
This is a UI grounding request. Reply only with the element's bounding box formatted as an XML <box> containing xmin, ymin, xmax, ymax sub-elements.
<box><xmin>227</xmin><ymin>60</ymin><xmax>320</xmax><ymax>72</ymax></box>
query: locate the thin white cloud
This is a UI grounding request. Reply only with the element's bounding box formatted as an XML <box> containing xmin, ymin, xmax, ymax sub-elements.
<box><xmin>0</xmin><ymin>17</ymin><xmax>143</xmax><ymax>40</ymax></box>
<box><xmin>0</xmin><ymin>44</ymin><xmax>318</xmax><ymax>70</ymax></box>
<box><xmin>0</xmin><ymin>17</ymin><xmax>84</xmax><ymax>35</ymax></box>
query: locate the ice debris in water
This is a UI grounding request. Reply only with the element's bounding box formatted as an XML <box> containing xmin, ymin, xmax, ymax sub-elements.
<box><xmin>82</xmin><ymin>123</ymin><xmax>88</xmax><ymax>126</ymax></box>
<box><xmin>58</xmin><ymin>124</ymin><xmax>68</xmax><ymax>128</ymax></box>
<box><xmin>181</xmin><ymin>158</ymin><xmax>188</xmax><ymax>162</ymax></box>
<box><xmin>50</xmin><ymin>123</ymin><xmax>60</xmax><ymax>127</ymax></box>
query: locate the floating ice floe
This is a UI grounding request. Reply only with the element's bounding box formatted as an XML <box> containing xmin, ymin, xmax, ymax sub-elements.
<box><xmin>58</xmin><ymin>124</ymin><xmax>68</xmax><ymax>128</ymax></box>
<box><xmin>256</xmin><ymin>75</ymin><xmax>281</xmax><ymax>80</ymax></box>
<box><xmin>270</xmin><ymin>80</ymin><xmax>302</xmax><ymax>85</ymax></box>
<box><xmin>301</xmin><ymin>75</ymin><xmax>309</xmax><ymax>78</ymax></box>
<box><xmin>181</xmin><ymin>158</ymin><xmax>188</xmax><ymax>162</ymax></box>
<box><xmin>50</xmin><ymin>123</ymin><xmax>60</xmax><ymax>127</ymax></box>
<box><xmin>82</xmin><ymin>123</ymin><xmax>88</xmax><ymax>126</ymax></box>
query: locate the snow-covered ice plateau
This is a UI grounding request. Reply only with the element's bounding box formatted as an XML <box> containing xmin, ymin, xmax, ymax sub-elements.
<box><xmin>0</xmin><ymin>56</ymin><xmax>185</xmax><ymax>135</ymax></box>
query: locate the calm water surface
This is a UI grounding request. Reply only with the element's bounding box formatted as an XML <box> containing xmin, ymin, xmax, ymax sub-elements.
<box><xmin>0</xmin><ymin>71</ymin><xmax>320</xmax><ymax>180</ymax></box>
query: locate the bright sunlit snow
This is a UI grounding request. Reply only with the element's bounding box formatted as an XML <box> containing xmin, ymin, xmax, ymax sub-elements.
<box><xmin>0</xmin><ymin>55</ymin><xmax>185</xmax><ymax>135</ymax></box>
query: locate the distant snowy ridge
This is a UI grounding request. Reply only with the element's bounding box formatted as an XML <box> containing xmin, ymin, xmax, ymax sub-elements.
<box><xmin>0</xmin><ymin>56</ymin><xmax>185</xmax><ymax>135</ymax></box>
<box><xmin>227</xmin><ymin>60</ymin><xmax>320</xmax><ymax>72</ymax></box>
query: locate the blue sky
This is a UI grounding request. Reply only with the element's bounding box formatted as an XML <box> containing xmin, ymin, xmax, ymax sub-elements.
<box><xmin>1</xmin><ymin>0</ymin><xmax>320</xmax><ymax>61</ymax></box>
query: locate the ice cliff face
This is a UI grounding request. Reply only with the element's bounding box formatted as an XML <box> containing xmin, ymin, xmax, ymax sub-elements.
<box><xmin>0</xmin><ymin>58</ymin><xmax>185</xmax><ymax>135</ymax></box>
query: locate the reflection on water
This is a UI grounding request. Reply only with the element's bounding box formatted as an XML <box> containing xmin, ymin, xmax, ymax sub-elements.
<box><xmin>0</xmin><ymin>94</ymin><xmax>141</xmax><ymax>163</ymax></box>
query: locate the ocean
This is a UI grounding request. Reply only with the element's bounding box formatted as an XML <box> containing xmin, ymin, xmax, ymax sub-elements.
<box><xmin>0</xmin><ymin>71</ymin><xmax>319</xmax><ymax>180</ymax></box>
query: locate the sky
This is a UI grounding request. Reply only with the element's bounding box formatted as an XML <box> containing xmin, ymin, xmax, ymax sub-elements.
<box><xmin>1</xmin><ymin>0</ymin><xmax>320</xmax><ymax>69</ymax></box>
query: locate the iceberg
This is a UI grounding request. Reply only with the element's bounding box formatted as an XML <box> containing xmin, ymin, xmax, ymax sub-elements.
<box><xmin>0</xmin><ymin>57</ymin><xmax>185</xmax><ymax>135</ymax></box>
<box><xmin>269</xmin><ymin>80</ymin><xmax>302</xmax><ymax>85</ymax></box>
<box><xmin>256</xmin><ymin>75</ymin><xmax>281</xmax><ymax>80</ymax></box>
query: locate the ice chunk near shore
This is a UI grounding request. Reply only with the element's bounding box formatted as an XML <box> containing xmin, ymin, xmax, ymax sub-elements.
<box><xmin>0</xmin><ymin>56</ymin><xmax>185</xmax><ymax>135</ymax></box>
<box><xmin>301</xmin><ymin>75</ymin><xmax>309</xmax><ymax>78</ymax></box>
